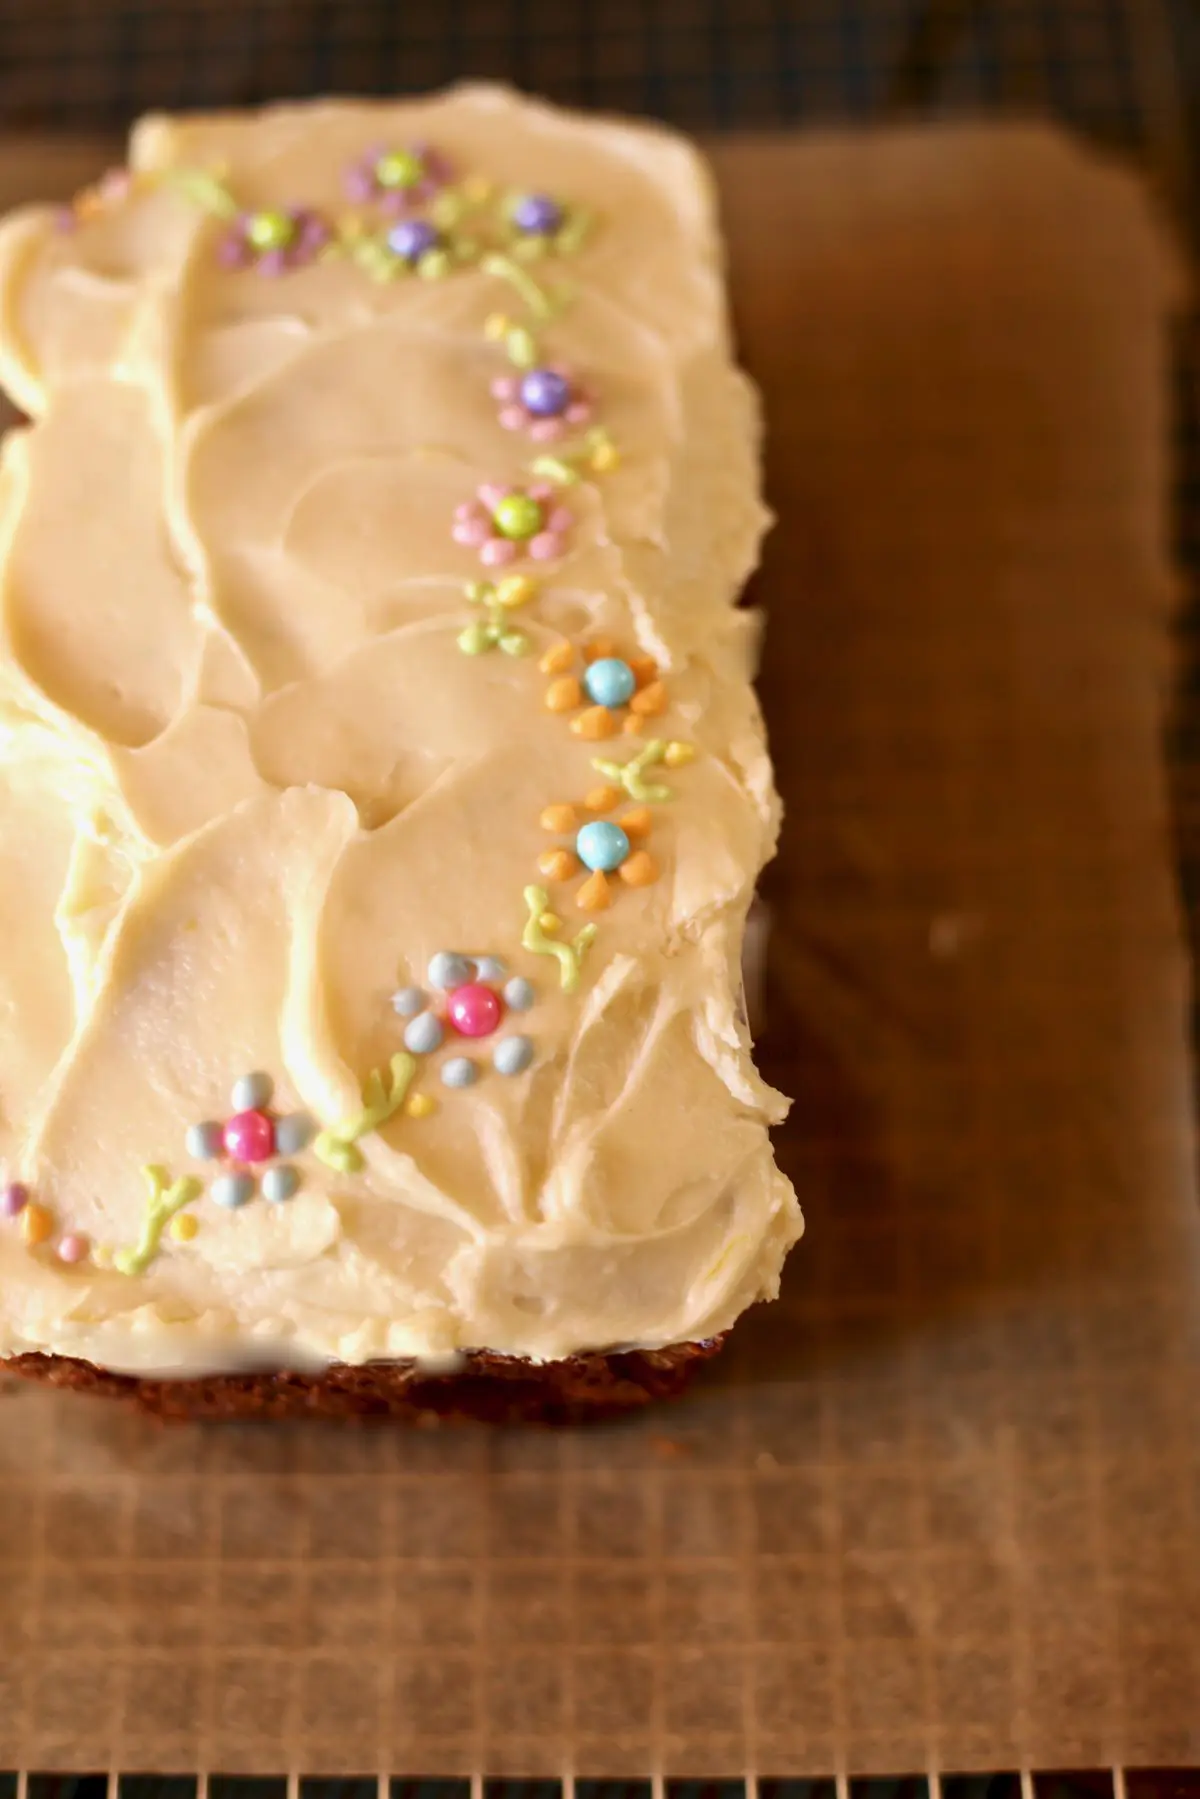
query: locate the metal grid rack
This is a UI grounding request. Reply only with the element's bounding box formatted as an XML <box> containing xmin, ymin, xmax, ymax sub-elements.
<box><xmin>0</xmin><ymin>3</ymin><xmax>1196</xmax><ymax>1795</ymax></box>
<box><xmin>3</xmin><ymin>1771</ymin><xmax>1200</xmax><ymax>1799</ymax></box>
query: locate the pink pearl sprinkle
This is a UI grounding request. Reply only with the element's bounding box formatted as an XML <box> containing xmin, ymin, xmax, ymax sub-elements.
<box><xmin>217</xmin><ymin>233</ymin><xmax>250</xmax><ymax>268</ymax></box>
<box><xmin>1</xmin><ymin>1182</ymin><xmax>28</xmax><ymax>1218</ymax></box>
<box><xmin>480</xmin><ymin>538</ymin><xmax>518</xmax><ymax>566</ymax></box>
<box><xmin>223</xmin><ymin>1109</ymin><xmax>276</xmax><ymax>1163</ymax></box>
<box><xmin>58</xmin><ymin>1233</ymin><xmax>89</xmax><ymax>1265</ymax></box>
<box><xmin>478</xmin><ymin>482</ymin><xmax>511</xmax><ymax>510</ymax></box>
<box><xmin>448</xmin><ymin>983</ymin><xmax>503</xmax><ymax>1038</ymax></box>
<box><xmin>498</xmin><ymin>406</ymin><xmax>527</xmax><ymax>432</ymax></box>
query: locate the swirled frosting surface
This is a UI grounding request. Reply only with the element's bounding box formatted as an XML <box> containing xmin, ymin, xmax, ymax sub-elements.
<box><xmin>0</xmin><ymin>86</ymin><xmax>800</xmax><ymax>1374</ymax></box>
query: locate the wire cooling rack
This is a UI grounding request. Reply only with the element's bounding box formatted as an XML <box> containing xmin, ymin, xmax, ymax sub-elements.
<box><xmin>0</xmin><ymin>2</ymin><xmax>1196</xmax><ymax>1795</ymax></box>
<box><xmin>3</xmin><ymin>1771</ymin><xmax>1200</xmax><ymax>1799</ymax></box>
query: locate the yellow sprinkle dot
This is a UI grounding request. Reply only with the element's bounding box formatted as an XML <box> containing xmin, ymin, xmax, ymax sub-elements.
<box><xmin>590</xmin><ymin>443</ymin><xmax>619</xmax><ymax>472</ymax></box>
<box><xmin>20</xmin><ymin>1203</ymin><xmax>53</xmax><ymax>1248</ymax></box>
<box><xmin>619</xmin><ymin>806</ymin><xmax>653</xmax><ymax>841</ymax></box>
<box><xmin>539</xmin><ymin>912</ymin><xmax>561</xmax><ymax>935</ymax></box>
<box><xmin>540</xmin><ymin>802</ymin><xmax>578</xmax><ymax>834</ymax></box>
<box><xmin>630</xmin><ymin>680</ymin><xmax>667</xmax><ymax>718</ymax></box>
<box><xmin>92</xmin><ymin>1244</ymin><xmax>113</xmax><ymax>1269</ymax></box>
<box><xmin>664</xmin><ymin>741</ymin><xmax>696</xmax><ymax>768</ymax></box>
<box><xmin>545</xmin><ymin>675</ymin><xmax>583</xmax><ymax>714</ymax></box>
<box><xmin>495</xmin><ymin>574</ymin><xmax>536</xmax><ymax>609</ymax></box>
<box><xmin>576</xmin><ymin>870</ymin><xmax>613</xmax><ymax>912</ymax></box>
<box><xmin>539</xmin><ymin>640</ymin><xmax>576</xmax><ymax>676</ymax></box>
<box><xmin>585</xmin><ymin>784</ymin><xmax>621</xmax><ymax>814</ymax></box>
<box><xmin>484</xmin><ymin>311</ymin><xmax>510</xmax><ymax>340</ymax></box>
<box><xmin>538</xmin><ymin>847</ymin><xmax>581</xmax><ymax>882</ymax></box>
<box><xmin>170</xmin><ymin>1214</ymin><xmax>199</xmax><ymax>1243</ymax></box>
<box><xmin>571</xmin><ymin>705</ymin><xmax>618</xmax><ymax>741</ymax></box>
<box><xmin>405</xmin><ymin>1093</ymin><xmax>437</xmax><ymax>1119</ymax></box>
<box><xmin>619</xmin><ymin>849</ymin><xmax>660</xmax><ymax>888</ymax></box>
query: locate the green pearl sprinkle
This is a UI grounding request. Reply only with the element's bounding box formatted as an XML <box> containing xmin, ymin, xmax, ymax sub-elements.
<box><xmin>245</xmin><ymin>208</ymin><xmax>295</xmax><ymax>251</ymax></box>
<box><xmin>375</xmin><ymin>149</ymin><xmax>423</xmax><ymax>189</ymax></box>
<box><xmin>494</xmin><ymin>494</ymin><xmax>543</xmax><ymax>541</ymax></box>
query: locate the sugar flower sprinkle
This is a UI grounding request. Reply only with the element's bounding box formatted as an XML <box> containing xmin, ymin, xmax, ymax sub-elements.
<box><xmin>453</xmin><ymin>481</ymin><xmax>573</xmax><ymax>566</ymax></box>
<box><xmin>217</xmin><ymin>204</ymin><xmax>331</xmax><ymax>274</ymax></box>
<box><xmin>343</xmin><ymin>141</ymin><xmax>453</xmax><ymax>213</ymax></box>
<box><xmin>185</xmin><ymin>1071</ymin><xmax>312</xmax><ymax>1208</ymax></box>
<box><xmin>392</xmin><ymin>953</ymin><xmax>538</xmax><ymax>1086</ymax></box>
<box><xmin>492</xmin><ymin>364</ymin><xmax>594</xmax><ymax>442</ymax></box>
<box><xmin>536</xmin><ymin>793</ymin><xmax>660</xmax><ymax>912</ymax></box>
<box><xmin>540</xmin><ymin>637</ymin><xmax>666</xmax><ymax>739</ymax></box>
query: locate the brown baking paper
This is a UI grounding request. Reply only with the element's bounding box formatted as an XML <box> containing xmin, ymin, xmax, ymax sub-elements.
<box><xmin>0</xmin><ymin>122</ymin><xmax>1197</xmax><ymax>1779</ymax></box>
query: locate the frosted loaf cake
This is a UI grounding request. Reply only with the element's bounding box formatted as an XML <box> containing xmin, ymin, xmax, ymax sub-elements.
<box><xmin>0</xmin><ymin>88</ymin><xmax>801</xmax><ymax>1419</ymax></box>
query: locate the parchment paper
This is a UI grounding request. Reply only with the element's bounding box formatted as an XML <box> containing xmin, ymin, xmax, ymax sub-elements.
<box><xmin>0</xmin><ymin>123</ymin><xmax>1197</xmax><ymax>1778</ymax></box>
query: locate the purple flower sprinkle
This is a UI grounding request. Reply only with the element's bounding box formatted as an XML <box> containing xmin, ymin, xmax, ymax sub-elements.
<box><xmin>520</xmin><ymin>368</ymin><xmax>572</xmax><ymax>418</ymax></box>
<box><xmin>512</xmin><ymin>192</ymin><xmax>563</xmax><ymax>236</ymax></box>
<box><xmin>387</xmin><ymin>218</ymin><xmax>440</xmax><ymax>264</ymax></box>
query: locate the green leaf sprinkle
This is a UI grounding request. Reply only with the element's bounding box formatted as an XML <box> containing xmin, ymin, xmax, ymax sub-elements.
<box><xmin>458</xmin><ymin>622</ymin><xmax>491</xmax><ymax>656</ymax></box>
<box><xmin>555</xmin><ymin>209</ymin><xmax>593</xmax><ymax>256</ymax></box>
<box><xmin>529</xmin><ymin>454</ymin><xmax>578</xmax><ymax>487</ymax></box>
<box><xmin>113</xmin><ymin>1166</ymin><xmax>203</xmax><ymax>1277</ymax></box>
<box><xmin>313</xmin><ymin>1052</ymin><xmax>418</xmax><ymax>1173</ymax></box>
<box><xmin>591</xmin><ymin>740</ymin><xmax>673</xmax><ymax>804</ymax></box>
<box><xmin>162</xmin><ymin>166</ymin><xmax>240</xmax><ymax>221</ymax></box>
<box><xmin>522</xmin><ymin>887</ymin><xmax>597</xmax><ymax>993</ymax></box>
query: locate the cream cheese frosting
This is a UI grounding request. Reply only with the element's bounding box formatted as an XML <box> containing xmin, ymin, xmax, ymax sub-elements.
<box><xmin>0</xmin><ymin>85</ymin><xmax>801</xmax><ymax>1375</ymax></box>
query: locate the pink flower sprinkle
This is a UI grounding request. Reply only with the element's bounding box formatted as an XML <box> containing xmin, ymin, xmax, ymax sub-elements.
<box><xmin>57</xmin><ymin>1233</ymin><xmax>89</xmax><ymax>1265</ymax></box>
<box><xmin>529</xmin><ymin>532</ymin><xmax>564</xmax><ymax>561</ymax></box>
<box><xmin>478</xmin><ymin>482</ymin><xmax>511</xmax><ymax>510</ymax></box>
<box><xmin>480</xmin><ymin>538</ymin><xmax>519</xmax><ymax>567</ymax></box>
<box><xmin>491</xmin><ymin>376</ymin><xmax>520</xmax><ymax>401</ymax></box>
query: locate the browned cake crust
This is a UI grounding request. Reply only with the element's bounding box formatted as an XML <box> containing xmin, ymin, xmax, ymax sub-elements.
<box><xmin>5</xmin><ymin>1339</ymin><xmax>724</xmax><ymax>1424</ymax></box>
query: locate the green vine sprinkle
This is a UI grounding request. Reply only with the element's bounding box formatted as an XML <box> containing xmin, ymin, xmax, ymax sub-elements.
<box><xmin>522</xmin><ymin>886</ymin><xmax>597</xmax><ymax>993</ymax></box>
<box><xmin>484</xmin><ymin>312</ymin><xmax>541</xmax><ymax>370</ymax></box>
<box><xmin>314</xmin><ymin>1053</ymin><xmax>417</xmax><ymax>1174</ymax></box>
<box><xmin>591</xmin><ymin>740</ymin><xmax>678</xmax><ymax>803</ymax></box>
<box><xmin>530</xmin><ymin>426</ymin><xmax>619</xmax><ymax>487</ymax></box>
<box><xmin>113</xmin><ymin>1166</ymin><xmax>203</xmax><ymax>1276</ymax></box>
<box><xmin>481</xmin><ymin>252</ymin><xmax>558</xmax><ymax>321</ymax></box>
